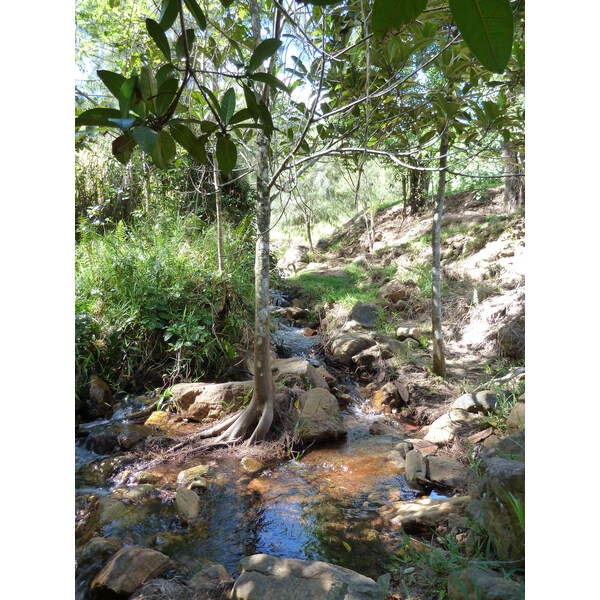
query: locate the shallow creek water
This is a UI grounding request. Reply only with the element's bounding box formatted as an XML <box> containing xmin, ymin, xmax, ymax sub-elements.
<box><xmin>75</xmin><ymin>321</ymin><xmax>428</xmax><ymax>588</ymax></box>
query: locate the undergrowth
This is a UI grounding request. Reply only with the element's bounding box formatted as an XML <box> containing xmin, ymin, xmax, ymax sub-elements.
<box><xmin>75</xmin><ymin>211</ymin><xmax>255</xmax><ymax>402</ymax></box>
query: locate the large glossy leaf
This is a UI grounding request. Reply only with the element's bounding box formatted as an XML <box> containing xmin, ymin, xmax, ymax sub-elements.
<box><xmin>248</xmin><ymin>38</ymin><xmax>282</xmax><ymax>72</ymax></box>
<box><xmin>132</xmin><ymin>126</ymin><xmax>159</xmax><ymax>153</ymax></box>
<box><xmin>112</xmin><ymin>133</ymin><xmax>137</xmax><ymax>165</ymax></box>
<box><xmin>449</xmin><ymin>0</ymin><xmax>513</xmax><ymax>73</ymax></box>
<box><xmin>176</xmin><ymin>29</ymin><xmax>196</xmax><ymax>61</ymax></box>
<box><xmin>155</xmin><ymin>78</ymin><xmax>179</xmax><ymax>115</ymax></box>
<box><xmin>146</xmin><ymin>18</ymin><xmax>171</xmax><ymax>62</ymax></box>
<box><xmin>249</xmin><ymin>72</ymin><xmax>290</xmax><ymax>94</ymax></box>
<box><xmin>200</xmin><ymin>86</ymin><xmax>222</xmax><ymax>120</ymax></box>
<box><xmin>139</xmin><ymin>67</ymin><xmax>158</xmax><ymax>113</ymax></box>
<box><xmin>372</xmin><ymin>0</ymin><xmax>428</xmax><ymax>40</ymax></box>
<box><xmin>169</xmin><ymin>122</ymin><xmax>207</xmax><ymax>163</ymax></box>
<box><xmin>216</xmin><ymin>134</ymin><xmax>237</xmax><ymax>175</ymax></box>
<box><xmin>200</xmin><ymin>120</ymin><xmax>219</xmax><ymax>134</ymax></box>
<box><xmin>229</xmin><ymin>108</ymin><xmax>252</xmax><ymax>126</ymax></box>
<box><xmin>97</xmin><ymin>70</ymin><xmax>127</xmax><ymax>100</ymax></box>
<box><xmin>119</xmin><ymin>76</ymin><xmax>137</xmax><ymax>118</ymax></box>
<box><xmin>242</xmin><ymin>83</ymin><xmax>260</xmax><ymax>121</ymax></box>
<box><xmin>76</xmin><ymin>107</ymin><xmax>122</xmax><ymax>127</ymax></box>
<box><xmin>151</xmin><ymin>130</ymin><xmax>177</xmax><ymax>168</ymax></box>
<box><xmin>257</xmin><ymin>100</ymin><xmax>273</xmax><ymax>137</ymax></box>
<box><xmin>159</xmin><ymin>0</ymin><xmax>178</xmax><ymax>30</ymax></box>
<box><xmin>183</xmin><ymin>0</ymin><xmax>206</xmax><ymax>30</ymax></box>
<box><xmin>220</xmin><ymin>88</ymin><xmax>236</xmax><ymax>125</ymax></box>
<box><xmin>156</xmin><ymin>64</ymin><xmax>176</xmax><ymax>87</ymax></box>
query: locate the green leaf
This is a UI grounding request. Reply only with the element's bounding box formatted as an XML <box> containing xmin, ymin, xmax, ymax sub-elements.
<box><xmin>139</xmin><ymin>67</ymin><xmax>158</xmax><ymax>113</ymax></box>
<box><xmin>419</xmin><ymin>129</ymin><xmax>437</xmax><ymax>144</ymax></box>
<box><xmin>229</xmin><ymin>108</ymin><xmax>252</xmax><ymax>126</ymax></box>
<box><xmin>156</xmin><ymin>63</ymin><xmax>176</xmax><ymax>87</ymax></box>
<box><xmin>76</xmin><ymin>108</ymin><xmax>122</xmax><ymax>127</ymax></box>
<box><xmin>449</xmin><ymin>0</ymin><xmax>513</xmax><ymax>73</ymax></box>
<box><xmin>372</xmin><ymin>0</ymin><xmax>428</xmax><ymax>40</ymax></box>
<box><xmin>220</xmin><ymin>88</ymin><xmax>236</xmax><ymax>125</ymax></box>
<box><xmin>257</xmin><ymin>100</ymin><xmax>274</xmax><ymax>137</ymax></box>
<box><xmin>132</xmin><ymin>126</ymin><xmax>159</xmax><ymax>153</ymax></box>
<box><xmin>159</xmin><ymin>0</ymin><xmax>178</xmax><ymax>30</ymax></box>
<box><xmin>112</xmin><ymin>133</ymin><xmax>137</xmax><ymax>165</ymax></box>
<box><xmin>200</xmin><ymin>120</ymin><xmax>219</xmax><ymax>134</ymax></box>
<box><xmin>249</xmin><ymin>72</ymin><xmax>290</xmax><ymax>94</ymax></box>
<box><xmin>151</xmin><ymin>130</ymin><xmax>177</xmax><ymax>168</ymax></box>
<box><xmin>108</xmin><ymin>117</ymin><xmax>137</xmax><ymax>130</ymax></box>
<box><xmin>155</xmin><ymin>78</ymin><xmax>179</xmax><ymax>115</ymax></box>
<box><xmin>146</xmin><ymin>18</ymin><xmax>171</xmax><ymax>62</ymax></box>
<box><xmin>242</xmin><ymin>83</ymin><xmax>260</xmax><ymax>121</ymax></box>
<box><xmin>342</xmin><ymin>541</ymin><xmax>352</xmax><ymax>552</ymax></box>
<box><xmin>97</xmin><ymin>70</ymin><xmax>127</xmax><ymax>100</ymax></box>
<box><xmin>119</xmin><ymin>76</ymin><xmax>137</xmax><ymax>118</ymax></box>
<box><xmin>248</xmin><ymin>38</ymin><xmax>282</xmax><ymax>72</ymax></box>
<box><xmin>298</xmin><ymin>0</ymin><xmax>343</xmax><ymax>5</ymax></box>
<box><xmin>220</xmin><ymin>0</ymin><xmax>235</xmax><ymax>7</ymax></box>
<box><xmin>183</xmin><ymin>0</ymin><xmax>206</xmax><ymax>30</ymax></box>
<box><xmin>176</xmin><ymin>28</ymin><xmax>196</xmax><ymax>61</ymax></box>
<box><xmin>169</xmin><ymin>122</ymin><xmax>207</xmax><ymax>163</ymax></box>
<box><xmin>200</xmin><ymin>86</ymin><xmax>222</xmax><ymax>119</ymax></box>
<box><xmin>216</xmin><ymin>134</ymin><xmax>237</xmax><ymax>174</ymax></box>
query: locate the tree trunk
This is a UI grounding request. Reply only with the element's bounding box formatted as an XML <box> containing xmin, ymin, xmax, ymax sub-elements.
<box><xmin>305</xmin><ymin>209</ymin><xmax>314</xmax><ymax>252</ymax></box>
<box><xmin>213</xmin><ymin>163</ymin><xmax>224</xmax><ymax>274</ymax></box>
<box><xmin>432</xmin><ymin>131</ymin><xmax>449</xmax><ymax>378</ymax></box>
<box><xmin>503</xmin><ymin>142</ymin><xmax>522</xmax><ymax>212</ymax></box>
<box><xmin>143</xmin><ymin>159</ymin><xmax>151</xmax><ymax>214</ymax></box>
<box><xmin>409</xmin><ymin>162</ymin><xmax>429</xmax><ymax>213</ymax></box>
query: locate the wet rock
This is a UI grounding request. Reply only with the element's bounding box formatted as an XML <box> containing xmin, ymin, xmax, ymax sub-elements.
<box><xmin>395</xmin><ymin>326</ymin><xmax>423</xmax><ymax>341</ymax></box>
<box><xmin>113</xmin><ymin>484</ymin><xmax>158</xmax><ymax>503</ymax></box>
<box><xmin>480</xmin><ymin>457</ymin><xmax>525</xmax><ymax>564</ymax></box>
<box><xmin>395</xmin><ymin>441</ymin><xmax>413</xmax><ymax>458</ymax></box>
<box><xmin>88</xmin><ymin>375</ymin><xmax>114</xmax><ymax>418</ymax></box>
<box><xmin>78</xmin><ymin>536</ymin><xmax>123</xmax><ymax>570</ymax></box>
<box><xmin>117</xmin><ymin>424</ymin><xmax>153</xmax><ymax>450</ymax></box>
<box><xmin>346</xmin><ymin>301</ymin><xmax>379</xmax><ymax>329</ymax></box>
<box><xmin>426</xmin><ymin>456</ymin><xmax>469</xmax><ymax>490</ymax></box>
<box><xmin>144</xmin><ymin>410</ymin><xmax>171</xmax><ymax>427</ymax></box>
<box><xmin>388</xmin><ymin>496</ymin><xmax>470</xmax><ymax>532</ymax></box>
<box><xmin>387</xmin><ymin>450</ymin><xmax>406</xmax><ymax>470</ymax></box>
<box><xmin>91</xmin><ymin>546</ymin><xmax>173</xmax><ymax>598</ymax></box>
<box><xmin>371</xmin><ymin>382</ymin><xmax>404</xmax><ymax>412</ymax></box>
<box><xmin>172</xmin><ymin>381</ymin><xmax>253</xmax><ymax>422</ymax></box>
<box><xmin>506</xmin><ymin>402</ymin><xmax>525</xmax><ymax>433</ymax></box>
<box><xmin>404</xmin><ymin>449</ymin><xmax>428</xmax><ymax>491</ymax></box>
<box><xmin>424</xmin><ymin>409</ymin><xmax>487</xmax><ymax>445</ymax></box>
<box><xmin>272</xmin><ymin>357</ymin><xmax>328</xmax><ymax>391</ymax></box>
<box><xmin>316</xmin><ymin>366</ymin><xmax>336</xmax><ymax>386</ymax></box>
<box><xmin>369</xmin><ymin>421</ymin><xmax>399</xmax><ymax>436</ymax></box>
<box><xmin>296</xmin><ymin>388</ymin><xmax>346</xmax><ymax>445</ymax></box>
<box><xmin>177</xmin><ymin>464</ymin><xmax>210</xmax><ymax>487</ymax></box>
<box><xmin>97</xmin><ymin>497</ymin><xmax>134</xmax><ymax>525</ymax></box>
<box><xmin>231</xmin><ymin>554</ymin><xmax>380</xmax><ymax>600</ymax></box>
<box><xmin>447</xmin><ymin>567</ymin><xmax>522</xmax><ymax>600</ymax></box>
<box><xmin>76</xmin><ymin>494</ymin><xmax>101</xmax><ymax>544</ymax></box>
<box><xmin>134</xmin><ymin>471</ymin><xmax>164</xmax><ymax>485</ymax></box>
<box><xmin>241</xmin><ymin>456</ymin><xmax>265</xmax><ymax>474</ymax></box>
<box><xmin>84</xmin><ymin>428</ymin><xmax>119</xmax><ymax>455</ymax></box>
<box><xmin>352</xmin><ymin>345</ymin><xmax>389</xmax><ymax>368</ymax></box>
<box><xmin>273</xmin><ymin>306</ymin><xmax>310</xmax><ymax>321</ymax></box>
<box><xmin>330</xmin><ymin>332</ymin><xmax>376</xmax><ymax>366</ymax></box>
<box><xmin>451</xmin><ymin>391</ymin><xmax>499</xmax><ymax>414</ymax></box>
<box><xmin>176</xmin><ymin>487</ymin><xmax>202</xmax><ymax>525</ymax></box>
<box><xmin>189</xmin><ymin>563</ymin><xmax>234</xmax><ymax>595</ymax></box>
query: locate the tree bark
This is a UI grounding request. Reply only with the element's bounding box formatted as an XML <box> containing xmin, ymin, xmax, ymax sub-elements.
<box><xmin>432</xmin><ymin>130</ymin><xmax>449</xmax><ymax>378</ymax></box>
<box><xmin>213</xmin><ymin>163</ymin><xmax>224</xmax><ymax>274</ymax></box>
<box><xmin>503</xmin><ymin>142</ymin><xmax>522</xmax><ymax>212</ymax></box>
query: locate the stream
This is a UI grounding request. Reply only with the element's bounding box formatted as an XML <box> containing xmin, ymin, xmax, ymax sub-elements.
<box><xmin>75</xmin><ymin>316</ymin><xmax>431</xmax><ymax>595</ymax></box>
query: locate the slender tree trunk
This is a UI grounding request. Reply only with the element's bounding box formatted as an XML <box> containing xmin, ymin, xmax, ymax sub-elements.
<box><xmin>503</xmin><ymin>142</ymin><xmax>522</xmax><ymax>212</ymax></box>
<box><xmin>432</xmin><ymin>131</ymin><xmax>449</xmax><ymax>378</ymax></box>
<box><xmin>213</xmin><ymin>163</ymin><xmax>224</xmax><ymax>274</ymax></box>
<box><xmin>305</xmin><ymin>209</ymin><xmax>314</xmax><ymax>252</ymax></box>
<box><xmin>401</xmin><ymin>173</ymin><xmax>407</xmax><ymax>222</ymax></box>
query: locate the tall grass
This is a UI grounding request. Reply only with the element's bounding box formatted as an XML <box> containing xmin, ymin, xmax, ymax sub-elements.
<box><xmin>75</xmin><ymin>211</ymin><xmax>255</xmax><ymax>400</ymax></box>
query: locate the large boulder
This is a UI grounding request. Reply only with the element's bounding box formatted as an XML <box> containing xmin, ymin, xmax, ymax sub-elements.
<box><xmin>296</xmin><ymin>388</ymin><xmax>346</xmax><ymax>445</ymax></box>
<box><xmin>231</xmin><ymin>554</ymin><xmax>380</xmax><ymax>600</ymax></box>
<box><xmin>505</xmin><ymin>402</ymin><xmax>525</xmax><ymax>433</ymax></box>
<box><xmin>189</xmin><ymin>563</ymin><xmax>234</xmax><ymax>596</ymax></box>
<box><xmin>404</xmin><ymin>449</ymin><xmax>428</xmax><ymax>491</ymax></box>
<box><xmin>424</xmin><ymin>409</ymin><xmax>487</xmax><ymax>445</ymax></box>
<box><xmin>330</xmin><ymin>332</ymin><xmax>376</xmax><ymax>366</ymax></box>
<box><xmin>172</xmin><ymin>381</ymin><xmax>253</xmax><ymax>422</ymax></box>
<box><xmin>177</xmin><ymin>463</ymin><xmax>210</xmax><ymax>488</ymax></box>
<box><xmin>272</xmin><ymin>358</ymin><xmax>329</xmax><ymax>391</ymax></box>
<box><xmin>451</xmin><ymin>391</ymin><xmax>498</xmax><ymax>415</ymax></box>
<box><xmin>175</xmin><ymin>487</ymin><xmax>201</xmax><ymax>525</ymax></box>
<box><xmin>387</xmin><ymin>496</ymin><xmax>470</xmax><ymax>532</ymax></box>
<box><xmin>379</xmin><ymin>280</ymin><xmax>411</xmax><ymax>304</ymax></box>
<box><xmin>426</xmin><ymin>455</ymin><xmax>469</xmax><ymax>490</ymax></box>
<box><xmin>480</xmin><ymin>457</ymin><xmax>525</xmax><ymax>564</ymax></box>
<box><xmin>277</xmin><ymin>244</ymin><xmax>310</xmax><ymax>273</ymax></box>
<box><xmin>346</xmin><ymin>301</ymin><xmax>379</xmax><ymax>329</ymax></box>
<box><xmin>447</xmin><ymin>567</ymin><xmax>522</xmax><ymax>600</ymax></box>
<box><xmin>91</xmin><ymin>546</ymin><xmax>173</xmax><ymax>597</ymax></box>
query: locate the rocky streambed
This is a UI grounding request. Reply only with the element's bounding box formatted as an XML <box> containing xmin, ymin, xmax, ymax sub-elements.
<box><xmin>75</xmin><ymin>313</ymin><xmax>525</xmax><ymax>599</ymax></box>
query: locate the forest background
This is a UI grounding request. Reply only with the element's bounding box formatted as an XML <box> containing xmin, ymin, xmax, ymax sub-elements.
<box><xmin>0</xmin><ymin>1</ymin><xmax>597</xmax><ymax>597</ymax></box>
